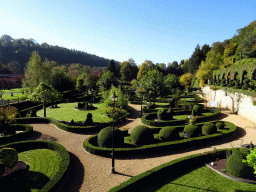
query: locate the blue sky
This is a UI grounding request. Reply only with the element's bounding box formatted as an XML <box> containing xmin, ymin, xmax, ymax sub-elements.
<box><xmin>1</xmin><ymin>0</ymin><xmax>255</xmax><ymax>66</ymax></box>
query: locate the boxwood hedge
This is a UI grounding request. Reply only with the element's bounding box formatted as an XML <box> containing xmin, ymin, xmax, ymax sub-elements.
<box><xmin>0</xmin><ymin>140</ymin><xmax>70</xmax><ymax>192</ymax></box>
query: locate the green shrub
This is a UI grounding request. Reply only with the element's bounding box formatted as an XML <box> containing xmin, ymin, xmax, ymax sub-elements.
<box><xmin>166</xmin><ymin>107</ymin><xmax>173</xmax><ymax>120</ymax></box>
<box><xmin>242</xmin><ymin>85</ymin><xmax>248</xmax><ymax>90</ymax></box>
<box><xmin>130</xmin><ymin>125</ymin><xmax>154</xmax><ymax>145</ymax></box>
<box><xmin>191</xmin><ymin>109</ymin><xmax>196</xmax><ymax>116</ymax></box>
<box><xmin>84</xmin><ymin>113</ymin><xmax>94</xmax><ymax>126</ymax></box>
<box><xmin>157</xmin><ymin>108</ymin><xmax>166</xmax><ymax>120</ymax></box>
<box><xmin>202</xmin><ymin>122</ymin><xmax>217</xmax><ymax>135</ymax></box>
<box><xmin>159</xmin><ymin>126</ymin><xmax>180</xmax><ymax>141</ymax></box>
<box><xmin>70</xmin><ymin>119</ymin><xmax>74</xmax><ymax>125</ymax></box>
<box><xmin>232</xmin><ymin>148</ymin><xmax>250</xmax><ymax>159</ymax></box>
<box><xmin>193</xmin><ymin>104</ymin><xmax>204</xmax><ymax>116</ymax></box>
<box><xmin>216</xmin><ymin>122</ymin><xmax>224</xmax><ymax>129</ymax></box>
<box><xmin>183</xmin><ymin>125</ymin><xmax>200</xmax><ymax>138</ymax></box>
<box><xmin>226</xmin><ymin>149</ymin><xmax>254</xmax><ymax>180</ymax></box>
<box><xmin>0</xmin><ymin>147</ymin><xmax>18</xmax><ymax>169</ymax></box>
<box><xmin>97</xmin><ymin>126</ymin><xmax>124</xmax><ymax>148</ymax></box>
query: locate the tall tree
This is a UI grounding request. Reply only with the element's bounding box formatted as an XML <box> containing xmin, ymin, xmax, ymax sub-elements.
<box><xmin>30</xmin><ymin>82</ymin><xmax>62</xmax><ymax>117</ymax></box>
<box><xmin>107</xmin><ymin>59</ymin><xmax>117</xmax><ymax>76</ymax></box>
<box><xmin>171</xmin><ymin>61</ymin><xmax>178</xmax><ymax>69</ymax></box>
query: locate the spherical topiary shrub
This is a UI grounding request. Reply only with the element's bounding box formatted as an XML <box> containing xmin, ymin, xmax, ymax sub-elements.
<box><xmin>0</xmin><ymin>148</ymin><xmax>18</xmax><ymax>169</ymax></box>
<box><xmin>226</xmin><ymin>148</ymin><xmax>254</xmax><ymax>180</ymax></box>
<box><xmin>130</xmin><ymin>125</ymin><xmax>154</xmax><ymax>145</ymax></box>
<box><xmin>97</xmin><ymin>126</ymin><xmax>124</xmax><ymax>148</ymax></box>
<box><xmin>202</xmin><ymin>122</ymin><xmax>217</xmax><ymax>135</ymax></box>
<box><xmin>193</xmin><ymin>104</ymin><xmax>204</xmax><ymax>116</ymax></box>
<box><xmin>216</xmin><ymin>122</ymin><xmax>224</xmax><ymax>130</ymax></box>
<box><xmin>183</xmin><ymin>125</ymin><xmax>201</xmax><ymax>138</ymax></box>
<box><xmin>159</xmin><ymin>126</ymin><xmax>180</xmax><ymax>141</ymax></box>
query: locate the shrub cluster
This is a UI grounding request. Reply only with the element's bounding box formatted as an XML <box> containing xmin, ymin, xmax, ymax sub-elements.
<box><xmin>183</xmin><ymin>125</ymin><xmax>200</xmax><ymax>138</ymax></box>
<box><xmin>192</xmin><ymin>104</ymin><xmax>204</xmax><ymax>116</ymax></box>
<box><xmin>97</xmin><ymin>126</ymin><xmax>124</xmax><ymax>148</ymax></box>
<box><xmin>202</xmin><ymin>122</ymin><xmax>217</xmax><ymax>135</ymax></box>
<box><xmin>157</xmin><ymin>108</ymin><xmax>166</xmax><ymax>120</ymax></box>
<box><xmin>159</xmin><ymin>126</ymin><xmax>180</xmax><ymax>141</ymax></box>
<box><xmin>226</xmin><ymin>148</ymin><xmax>254</xmax><ymax>180</ymax></box>
<box><xmin>0</xmin><ymin>147</ymin><xmax>18</xmax><ymax>177</ymax></box>
<box><xmin>216</xmin><ymin>122</ymin><xmax>224</xmax><ymax>129</ymax></box>
<box><xmin>130</xmin><ymin>125</ymin><xmax>154</xmax><ymax>145</ymax></box>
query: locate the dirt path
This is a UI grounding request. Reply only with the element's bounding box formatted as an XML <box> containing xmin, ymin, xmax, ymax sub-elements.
<box><xmin>24</xmin><ymin>103</ymin><xmax>256</xmax><ymax>192</ymax></box>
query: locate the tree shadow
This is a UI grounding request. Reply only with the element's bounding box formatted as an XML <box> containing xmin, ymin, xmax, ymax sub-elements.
<box><xmin>54</xmin><ymin>152</ymin><xmax>84</xmax><ymax>192</ymax></box>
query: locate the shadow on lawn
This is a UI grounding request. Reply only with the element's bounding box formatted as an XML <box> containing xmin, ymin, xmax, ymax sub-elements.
<box><xmin>115</xmin><ymin>126</ymin><xmax>246</xmax><ymax>160</ymax></box>
<box><xmin>55</xmin><ymin>152</ymin><xmax>84</xmax><ymax>192</ymax></box>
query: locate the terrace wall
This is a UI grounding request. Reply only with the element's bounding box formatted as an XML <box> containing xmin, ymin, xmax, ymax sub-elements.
<box><xmin>202</xmin><ymin>86</ymin><xmax>256</xmax><ymax>124</ymax></box>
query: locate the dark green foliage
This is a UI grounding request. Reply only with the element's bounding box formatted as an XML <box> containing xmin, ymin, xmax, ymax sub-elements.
<box><xmin>97</xmin><ymin>126</ymin><xmax>124</xmax><ymax>148</ymax></box>
<box><xmin>0</xmin><ymin>147</ymin><xmax>18</xmax><ymax>169</ymax></box>
<box><xmin>70</xmin><ymin>119</ymin><xmax>74</xmax><ymax>125</ymax></box>
<box><xmin>192</xmin><ymin>109</ymin><xmax>196</xmax><ymax>116</ymax></box>
<box><xmin>202</xmin><ymin>122</ymin><xmax>217</xmax><ymax>135</ymax></box>
<box><xmin>0</xmin><ymin>161</ymin><xmax>5</xmax><ymax>177</ymax></box>
<box><xmin>216</xmin><ymin>122</ymin><xmax>224</xmax><ymax>129</ymax></box>
<box><xmin>84</xmin><ymin>113</ymin><xmax>94</xmax><ymax>126</ymax></box>
<box><xmin>183</xmin><ymin>125</ymin><xmax>200</xmax><ymax>138</ymax></box>
<box><xmin>193</xmin><ymin>104</ymin><xmax>204</xmax><ymax>116</ymax></box>
<box><xmin>78</xmin><ymin>102</ymin><xmax>82</xmax><ymax>108</ymax></box>
<box><xmin>157</xmin><ymin>108</ymin><xmax>166</xmax><ymax>120</ymax></box>
<box><xmin>242</xmin><ymin>84</ymin><xmax>249</xmax><ymax>90</ymax></box>
<box><xmin>130</xmin><ymin>125</ymin><xmax>154</xmax><ymax>145</ymax></box>
<box><xmin>159</xmin><ymin>126</ymin><xmax>180</xmax><ymax>141</ymax></box>
<box><xmin>226</xmin><ymin>148</ymin><xmax>254</xmax><ymax>180</ymax></box>
<box><xmin>166</xmin><ymin>107</ymin><xmax>173</xmax><ymax>119</ymax></box>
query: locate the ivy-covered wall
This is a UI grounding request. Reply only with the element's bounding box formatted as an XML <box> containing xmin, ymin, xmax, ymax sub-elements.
<box><xmin>212</xmin><ymin>58</ymin><xmax>256</xmax><ymax>84</ymax></box>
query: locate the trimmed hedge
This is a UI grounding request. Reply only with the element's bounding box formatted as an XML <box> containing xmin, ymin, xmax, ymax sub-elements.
<box><xmin>0</xmin><ymin>140</ymin><xmax>70</xmax><ymax>192</ymax></box>
<box><xmin>130</xmin><ymin>125</ymin><xmax>154</xmax><ymax>145</ymax></box>
<box><xmin>202</xmin><ymin>122</ymin><xmax>217</xmax><ymax>135</ymax></box>
<box><xmin>159</xmin><ymin>126</ymin><xmax>180</xmax><ymax>141</ymax></box>
<box><xmin>83</xmin><ymin>121</ymin><xmax>237</xmax><ymax>157</ymax></box>
<box><xmin>141</xmin><ymin>108</ymin><xmax>220</xmax><ymax>127</ymax></box>
<box><xmin>183</xmin><ymin>125</ymin><xmax>201</xmax><ymax>138</ymax></box>
<box><xmin>108</xmin><ymin>148</ymin><xmax>233</xmax><ymax>192</ymax></box>
<box><xmin>0</xmin><ymin>124</ymin><xmax>33</xmax><ymax>145</ymax></box>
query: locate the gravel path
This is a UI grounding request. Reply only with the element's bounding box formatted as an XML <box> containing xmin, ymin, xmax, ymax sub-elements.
<box><xmin>24</xmin><ymin>103</ymin><xmax>256</xmax><ymax>192</ymax></box>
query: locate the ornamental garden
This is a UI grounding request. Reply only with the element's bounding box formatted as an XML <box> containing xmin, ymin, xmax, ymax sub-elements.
<box><xmin>1</xmin><ymin>65</ymin><xmax>256</xmax><ymax>191</ymax></box>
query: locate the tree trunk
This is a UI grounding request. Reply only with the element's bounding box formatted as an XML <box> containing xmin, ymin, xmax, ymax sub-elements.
<box><xmin>43</xmin><ymin>98</ymin><xmax>46</xmax><ymax>117</ymax></box>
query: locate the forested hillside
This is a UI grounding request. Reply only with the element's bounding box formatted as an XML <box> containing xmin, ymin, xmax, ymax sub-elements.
<box><xmin>0</xmin><ymin>35</ymin><xmax>120</xmax><ymax>75</ymax></box>
<box><xmin>196</xmin><ymin>20</ymin><xmax>256</xmax><ymax>86</ymax></box>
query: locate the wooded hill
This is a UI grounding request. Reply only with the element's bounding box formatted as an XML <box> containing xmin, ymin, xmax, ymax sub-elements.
<box><xmin>196</xmin><ymin>20</ymin><xmax>256</xmax><ymax>86</ymax></box>
<box><xmin>0</xmin><ymin>35</ymin><xmax>121</xmax><ymax>75</ymax></box>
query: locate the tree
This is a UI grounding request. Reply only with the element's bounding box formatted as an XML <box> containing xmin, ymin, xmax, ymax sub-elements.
<box><xmin>165</xmin><ymin>74</ymin><xmax>180</xmax><ymax>91</ymax></box>
<box><xmin>180</xmin><ymin>73</ymin><xmax>193</xmax><ymax>87</ymax></box>
<box><xmin>137</xmin><ymin>60</ymin><xmax>154</xmax><ymax>80</ymax></box>
<box><xmin>30</xmin><ymin>82</ymin><xmax>62</xmax><ymax>117</ymax></box>
<box><xmin>0</xmin><ymin>106</ymin><xmax>18</xmax><ymax>126</ymax></box>
<box><xmin>171</xmin><ymin>61</ymin><xmax>178</xmax><ymax>69</ymax></box>
<box><xmin>119</xmin><ymin>60</ymin><xmax>138</xmax><ymax>82</ymax></box>
<box><xmin>84</xmin><ymin>73</ymin><xmax>99</xmax><ymax>90</ymax></box>
<box><xmin>107</xmin><ymin>59</ymin><xmax>117</xmax><ymax>75</ymax></box>
<box><xmin>50</xmin><ymin>69</ymin><xmax>75</xmax><ymax>93</ymax></box>
<box><xmin>0</xmin><ymin>61</ymin><xmax>4</xmax><ymax>69</ymax></box>
<box><xmin>77</xmin><ymin>78</ymin><xmax>84</xmax><ymax>94</ymax></box>
<box><xmin>140</xmin><ymin>69</ymin><xmax>166</xmax><ymax>104</ymax></box>
<box><xmin>68</xmin><ymin>63</ymin><xmax>84</xmax><ymax>80</ymax></box>
<box><xmin>97</xmin><ymin>71</ymin><xmax>118</xmax><ymax>91</ymax></box>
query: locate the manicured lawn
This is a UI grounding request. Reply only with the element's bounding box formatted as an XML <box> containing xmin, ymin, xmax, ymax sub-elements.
<box><xmin>11</xmin><ymin>149</ymin><xmax>62</xmax><ymax>191</ymax></box>
<box><xmin>138</xmin><ymin>165</ymin><xmax>256</xmax><ymax>192</ymax></box>
<box><xmin>36</xmin><ymin>102</ymin><xmax>112</xmax><ymax>123</ymax></box>
<box><xmin>1</xmin><ymin>92</ymin><xmax>29</xmax><ymax>102</ymax></box>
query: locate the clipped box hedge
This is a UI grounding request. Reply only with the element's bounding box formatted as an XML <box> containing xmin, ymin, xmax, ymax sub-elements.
<box><xmin>0</xmin><ymin>140</ymin><xmax>70</xmax><ymax>192</ymax></box>
<box><xmin>83</xmin><ymin>121</ymin><xmax>236</xmax><ymax>157</ymax></box>
<box><xmin>0</xmin><ymin>124</ymin><xmax>33</xmax><ymax>145</ymax></box>
<box><xmin>108</xmin><ymin>148</ymin><xmax>234</xmax><ymax>192</ymax></box>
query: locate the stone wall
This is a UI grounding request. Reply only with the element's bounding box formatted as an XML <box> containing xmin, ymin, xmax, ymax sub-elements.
<box><xmin>202</xmin><ymin>86</ymin><xmax>256</xmax><ymax>124</ymax></box>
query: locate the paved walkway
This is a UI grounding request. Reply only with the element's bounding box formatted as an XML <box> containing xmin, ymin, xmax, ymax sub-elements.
<box><xmin>24</xmin><ymin>103</ymin><xmax>256</xmax><ymax>192</ymax></box>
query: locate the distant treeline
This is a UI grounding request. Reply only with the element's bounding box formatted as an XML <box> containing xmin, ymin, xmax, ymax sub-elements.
<box><xmin>0</xmin><ymin>35</ymin><xmax>120</xmax><ymax>75</ymax></box>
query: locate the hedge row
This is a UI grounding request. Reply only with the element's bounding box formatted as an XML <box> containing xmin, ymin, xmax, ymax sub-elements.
<box><xmin>108</xmin><ymin>148</ymin><xmax>234</xmax><ymax>192</ymax></box>
<box><xmin>141</xmin><ymin>108</ymin><xmax>220</xmax><ymax>127</ymax></box>
<box><xmin>0</xmin><ymin>140</ymin><xmax>70</xmax><ymax>192</ymax></box>
<box><xmin>83</xmin><ymin>121</ymin><xmax>236</xmax><ymax>157</ymax></box>
<box><xmin>0</xmin><ymin>124</ymin><xmax>33</xmax><ymax>145</ymax></box>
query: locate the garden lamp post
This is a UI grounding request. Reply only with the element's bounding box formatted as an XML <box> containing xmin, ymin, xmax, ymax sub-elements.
<box><xmin>110</xmin><ymin>91</ymin><xmax>118</xmax><ymax>174</ymax></box>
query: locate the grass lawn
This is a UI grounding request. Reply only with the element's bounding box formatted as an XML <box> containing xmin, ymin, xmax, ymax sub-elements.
<box><xmin>36</xmin><ymin>102</ymin><xmax>112</xmax><ymax>123</ymax></box>
<box><xmin>1</xmin><ymin>92</ymin><xmax>29</xmax><ymax>102</ymax></box>
<box><xmin>11</xmin><ymin>149</ymin><xmax>62</xmax><ymax>191</ymax></box>
<box><xmin>138</xmin><ymin>165</ymin><xmax>256</xmax><ymax>192</ymax></box>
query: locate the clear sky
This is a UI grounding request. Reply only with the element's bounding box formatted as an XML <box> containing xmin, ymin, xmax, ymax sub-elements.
<box><xmin>1</xmin><ymin>0</ymin><xmax>255</xmax><ymax>66</ymax></box>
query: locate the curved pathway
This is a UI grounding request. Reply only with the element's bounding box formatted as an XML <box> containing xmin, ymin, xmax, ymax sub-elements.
<box><xmin>23</xmin><ymin>103</ymin><xmax>256</xmax><ymax>192</ymax></box>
